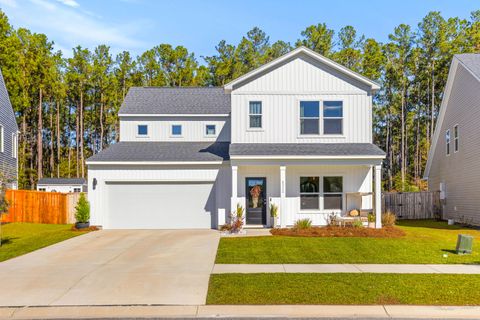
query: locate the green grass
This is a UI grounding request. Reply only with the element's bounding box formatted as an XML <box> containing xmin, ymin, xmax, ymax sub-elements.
<box><xmin>207</xmin><ymin>273</ymin><xmax>480</xmax><ymax>305</ymax></box>
<box><xmin>216</xmin><ymin>220</ymin><xmax>480</xmax><ymax>264</ymax></box>
<box><xmin>0</xmin><ymin>223</ymin><xmax>89</xmax><ymax>262</ymax></box>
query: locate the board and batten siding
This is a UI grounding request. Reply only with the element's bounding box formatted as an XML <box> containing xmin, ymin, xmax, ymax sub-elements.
<box><xmin>230</xmin><ymin>55</ymin><xmax>372</xmax><ymax>143</ymax></box>
<box><xmin>428</xmin><ymin>63</ymin><xmax>480</xmax><ymax>225</ymax></box>
<box><xmin>87</xmin><ymin>164</ymin><xmax>231</xmax><ymax>228</ymax></box>
<box><xmin>119</xmin><ymin>116</ymin><xmax>230</xmax><ymax>142</ymax></box>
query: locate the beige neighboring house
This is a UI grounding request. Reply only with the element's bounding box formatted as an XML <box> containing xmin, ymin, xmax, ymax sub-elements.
<box><xmin>424</xmin><ymin>54</ymin><xmax>480</xmax><ymax>226</ymax></box>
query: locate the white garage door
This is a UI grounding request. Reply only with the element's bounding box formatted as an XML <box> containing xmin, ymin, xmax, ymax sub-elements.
<box><xmin>105</xmin><ymin>181</ymin><xmax>215</xmax><ymax>229</ymax></box>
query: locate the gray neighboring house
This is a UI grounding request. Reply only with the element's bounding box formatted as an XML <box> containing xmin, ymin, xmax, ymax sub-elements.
<box><xmin>0</xmin><ymin>68</ymin><xmax>18</xmax><ymax>189</ymax></box>
<box><xmin>37</xmin><ymin>178</ymin><xmax>87</xmax><ymax>193</ymax></box>
<box><xmin>424</xmin><ymin>54</ymin><xmax>480</xmax><ymax>225</ymax></box>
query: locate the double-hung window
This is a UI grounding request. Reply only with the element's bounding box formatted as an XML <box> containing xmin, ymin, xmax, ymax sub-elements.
<box><xmin>137</xmin><ymin>125</ymin><xmax>148</xmax><ymax>136</ymax></box>
<box><xmin>454</xmin><ymin>125</ymin><xmax>459</xmax><ymax>152</ymax></box>
<box><xmin>249</xmin><ymin>101</ymin><xmax>262</xmax><ymax>129</ymax></box>
<box><xmin>323</xmin><ymin>177</ymin><xmax>343</xmax><ymax>210</ymax></box>
<box><xmin>300</xmin><ymin>177</ymin><xmax>320</xmax><ymax>210</ymax></box>
<box><xmin>205</xmin><ymin>124</ymin><xmax>216</xmax><ymax>136</ymax></box>
<box><xmin>300</xmin><ymin>101</ymin><xmax>320</xmax><ymax>134</ymax></box>
<box><xmin>446</xmin><ymin>130</ymin><xmax>450</xmax><ymax>155</ymax></box>
<box><xmin>323</xmin><ymin>101</ymin><xmax>343</xmax><ymax>135</ymax></box>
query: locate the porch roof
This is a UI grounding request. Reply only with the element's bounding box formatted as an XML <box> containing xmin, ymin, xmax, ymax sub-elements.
<box><xmin>229</xmin><ymin>143</ymin><xmax>385</xmax><ymax>159</ymax></box>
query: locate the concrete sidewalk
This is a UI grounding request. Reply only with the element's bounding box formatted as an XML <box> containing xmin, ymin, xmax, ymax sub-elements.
<box><xmin>2</xmin><ymin>305</ymin><xmax>480</xmax><ymax>319</ymax></box>
<box><xmin>213</xmin><ymin>263</ymin><xmax>480</xmax><ymax>274</ymax></box>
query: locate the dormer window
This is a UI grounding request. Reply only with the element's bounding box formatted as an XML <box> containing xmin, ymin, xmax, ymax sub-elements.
<box><xmin>172</xmin><ymin>125</ymin><xmax>182</xmax><ymax>136</ymax></box>
<box><xmin>206</xmin><ymin>124</ymin><xmax>216</xmax><ymax>136</ymax></box>
<box><xmin>137</xmin><ymin>125</ymin><xmax>148</xmax><ymax>136</ymax></box>
<box><xmin>249</xmin><ymin>101</ymin><xmax>262</xmax><ymax>129</ymax></box>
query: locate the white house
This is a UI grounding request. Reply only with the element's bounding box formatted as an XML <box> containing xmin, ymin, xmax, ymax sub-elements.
<box><xmin>86</xmin><ymin>47</ymin><xmax>385</xmax><ymax>229</ymax></box>
<box><xmin>424</xmin><ymin>54</ymin><xmax>480</xmax><ymax>226</ymax></box>
<box><xmin>37</xmin><ymin>178</ymin><xmax>87</xmax><ymax>193</ymax></box>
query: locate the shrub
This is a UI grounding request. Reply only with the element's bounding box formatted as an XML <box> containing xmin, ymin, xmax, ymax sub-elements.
<box><xmin>269</xmin><ymin>203</ymin><xmax>278</xmax><ymax>218</ymax></box>
<box><xmin>368</xmin><ymin>213</ymin><xmax>375</xmax><ymax>223</ymax></box>
<box><xmin>75</xmin><ymin>193</ymin><xmax>90</xmax><ymax>223</ymax></box>
<box><xmin>382</xmin><ymin>211</ymin><xmax>397</xmax><ymax>226</ymax></box>
<box><xmin>222</xmin><ymin>203</ymin><xmax>244</xmax><ymax>233</ymax></box>
<box><xmin>294</xmin><ymin>218</ymin><xmax>312</xmax><ymax>230</ymax></box>
<box><xmin>352</xmin><ymin>220</ymin><xmax>364</xmax><ymax>228</ymax></box>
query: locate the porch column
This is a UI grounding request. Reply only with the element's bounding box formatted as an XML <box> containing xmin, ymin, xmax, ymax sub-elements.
<box><xmin>231</xmin><ymin>165</ymin><xmax>238</xmax><ymax>214</ymax></box>
<box><xmin>374</xmin><ymin>164</ymin><xmax>382</xmax><ymax>229</ymax></box>
<box><xmin>280</xmin><ymin>166</ymin><xmax>286</xmax><ymax>228</ymax></box>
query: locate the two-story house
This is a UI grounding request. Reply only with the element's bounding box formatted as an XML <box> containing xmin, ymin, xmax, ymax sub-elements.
<box><xmin>424</xmin><ymin>54</ymin><xmax>480</xmax><ymax>226</ymax></box>
<box><xmin>86</xmin><ymin>47</ymin><xmax>385</xmax><ymax>229</ymax></box>
<box><xmin>0</xmin><ymin>68</ymin><xmax>18</xmax><ymax>189</ymax></box>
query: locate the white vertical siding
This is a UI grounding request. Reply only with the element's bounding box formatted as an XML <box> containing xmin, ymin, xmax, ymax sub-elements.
<box><xmin>120</xmin><ymin>116</ymin><xmax>230</xmax><ymax>142</ymax></box>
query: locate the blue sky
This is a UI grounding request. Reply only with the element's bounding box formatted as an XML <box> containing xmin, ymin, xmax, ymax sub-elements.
<box><xmin>0</xmin><ymin>0</ymin><xmax>479</xmax><ymax>61</ymax></box>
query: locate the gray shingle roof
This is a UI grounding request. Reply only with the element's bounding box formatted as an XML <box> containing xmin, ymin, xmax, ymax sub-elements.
<box><xmin>87</xmin><ymin>142</ymin><xmax>230</xmax><ymax>162</ymax></box>
<box><xmin>119</xmin><ymin>87</ymin><xmax>231</xmax><ymax>115</ymax></box>
<box><xmin>38</xmin><ymin>178</ymin><xmax>86</xmax><ymax>185</ymax></box>
<box><xmin>229</xmin><ymin>143</ymin><xmax>386</xmax><ymax>157</ymax></box>
<box><xmin>455</xmin><ymin>54</ymin><xmax>480</xmax><ymax>79</ymax></box>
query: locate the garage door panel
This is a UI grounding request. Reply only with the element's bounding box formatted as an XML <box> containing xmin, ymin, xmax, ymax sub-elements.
<box><xmin>106</xmin><ymin>182</ymin><xmax>214</xmax><ymax>229</ymax></box>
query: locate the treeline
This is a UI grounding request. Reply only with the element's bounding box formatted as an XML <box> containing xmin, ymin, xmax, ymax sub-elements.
<box><xmin>0</xmin><ymin>10</ymin><xmax>479</xmax><ymax>190</ymax></box>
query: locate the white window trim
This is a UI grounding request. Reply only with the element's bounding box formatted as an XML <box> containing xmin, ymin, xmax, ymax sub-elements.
<box><xmin>323</xmin><ymin>101</ymin><xmax>344</xmax><ymax>135</ymax></box>
<box><xmin>248</xmin><ymin>100</ymin><xmax>263</xmax><ymax>130</ymax></box>
<box><xmin>298</xmin><ymin>174</ymin><xmax>344</xmax><ymax>213</ymax></box>
<box><xmin>11</xmin><ymin>133</ymin><xmax>17</xmax><ymax>158</ymax></box>
<box><xmin>170</xmin><ymin>124</ymin><xmax>183</xmax><ymax>137</ymax></box>
<box><xmin>136</xmin><ymin>124</ymin><xmax>149</xmax><ymax>138</ymax></box>
<box><xmin>446</xmin><ymin>129</ymin><xmax>450</xmax><ymax>156</ymax></box>
<box><xmin>205</xmin><ymin>124</ymin><xmax>217</xmax><ymax>137</ymax></box>
<box><xmin>299</xmin><ymin>99</ymin><xmax>320</xmax><ymax>136</ymax></box>
<box><xmin>297</xmin><ymin>99</ymin><xmax>346</xmax><ymax>138</ymax></box>
<box><xmin>0</xmin><ymin>125</ymin><xmax>4</xmax><ymax>153</ymax></box>
<box><xmin>453</xmin><ymin>124</ymin><xmax>459</xmax><ymax>153</ymax></box>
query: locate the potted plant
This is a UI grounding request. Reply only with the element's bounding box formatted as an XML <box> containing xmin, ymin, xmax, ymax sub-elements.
<box><xmin>250</xmin><ymin>185</ymin><xmax>261</xmax><ymax>208</ymax></box>
<box><xmin>367</xmin><ymin>212</ymin><xmax>375</xmax><ymax>228</ymax></box>
<box><xmin>75</xmin><ymin>193</ymin><xmax>90</xmax><ymax>229</ymax></box>
<box><xmin>269</xmin><ymin>202</ymin><xmax>278</xmax><ymax>228</ymax></box>
<box><xmin>0</xmin><ymin>181</ymin><xmax>9</xmax><ymax>247</ymax></box>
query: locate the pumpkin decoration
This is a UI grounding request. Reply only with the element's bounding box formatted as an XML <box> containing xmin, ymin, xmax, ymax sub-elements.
<box><xmin>349</xmin><ymin>209</ymin><xmax>360</xmax><ymax>217</ymax></box>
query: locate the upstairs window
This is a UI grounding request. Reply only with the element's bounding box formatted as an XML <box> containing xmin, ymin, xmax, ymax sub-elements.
<box><xmin>323</xmin><ymin>177</ymin><xmax>343</xmax><ymax>210</ymax></box>
<box><xmin>206</xmin><ymin>124</ymin><xmax>216</xmax><ymax>136</ymax></box>
<box><xmin>137</xmin><ymin>125</ymin><xmax>148</xmax><ymax>136</ymax></box>
<box><xmin>323</xmin><ymin>101</ymin><xmax>343</xmax><ymax>135</ymax></box>
<box><xmin>171</xmin><ymin>124</ymin><xmax>182</xmax><ymax>136</ymax></box>
<box><xmin>300</xmin><ymin>101</ymin><xmax>320</xmax><ymax>134</ymax></box>
<box><xmin>446</xmin><ymin>130</ymin><xmax>450</xmax><ymax>156</ymax></box>
<box><xmin>249</xmin><ymin>101</ymin><xmax>262</xmax><ymax>129</ymax></box>
<box><xmin>454</xmin><ymin>125</ymin><xmax>459</xmax><ymax>152</ymax></box>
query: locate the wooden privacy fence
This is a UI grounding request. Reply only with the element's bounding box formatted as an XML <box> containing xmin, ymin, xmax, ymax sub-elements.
<box><xmin>382</xmin><ymin>191</ymin><xmax>442</xmax><ymax>220</ymax></box>
<box><xmin>0</xmin><ymin>190</ymin><xmax>82</xmax><ymax>224</ymax></box>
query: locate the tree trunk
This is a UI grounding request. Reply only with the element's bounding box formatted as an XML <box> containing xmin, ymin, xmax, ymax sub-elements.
<box><xmin>401</xmin><ymin>82</ymin><xmax>405</xmax><ymax>191</ymax></box>
<box><xmin>100</xmin><ymin>92</ymin><xmax>104</xmax><ymax>151</ymax></box>
<box><xmin>430</xmin><ymin>60</ymin><xmax>435</xmax><ymax>142</ymax></box>
<box><xmin>49</xmin><ymin>102</ymin><xmax>54</xmax><ymax>177</ymax></box>
<box><xmin>56</xmin><ymin>101</ymin><xmax>60</xmax><ymax>178</ymax></box>
<box><xmin>75</xmin><ymin>104</ymin><xmax>79</xmax><ymax>178</ymax></box>
<box><xmin>80</xmin><ymin>90</ymin><xmax>85</xmax><ymax>178</ymax></box>
<box><xmin>37</xmin><ymin>88</ymin><xmax>43</xmax><ymax>180</ymax></box>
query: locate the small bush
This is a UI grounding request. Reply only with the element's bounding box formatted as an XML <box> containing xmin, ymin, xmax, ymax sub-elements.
<box><xmin>75</xmin><ymin>193</ymin><xmax>90</xmax><ymax>223</ymax></box>
<box><xmin>382</xmin><ymin>211</ymin><xmax>397</xmax><ymax>226</ymax></box>
<box><xmin>294</xmin><ymin>218</ymin><xmax>312</xmax><ymax>230</ymax></box>
<box><xmin>352</xmin><ymin>220</ymin><xmax>364</xmax><ymax>228</ymax></box>
<box><xmin>269</xmin><ymin>203</ymin><xmax>278</xmax><ymax>218</ymax></box>
<box><xmin>368</xmin><ymin>213</ymin><xmax>375</xmax><ymax>223</ymax></box>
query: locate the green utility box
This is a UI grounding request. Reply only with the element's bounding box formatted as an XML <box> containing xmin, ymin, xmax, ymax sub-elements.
<box><xmin>456</xmin><ymin>234</ymin><xmax>474</xmax><ymax>255</ymax></box>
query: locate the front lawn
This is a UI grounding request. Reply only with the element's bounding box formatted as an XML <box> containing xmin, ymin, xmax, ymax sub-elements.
<box><xmin>0</xmin><ymin>223</ymin><xmax>89</xmax><ymax>262</ymax></box>
<box><xmin>207</xmin><ymin>273</ymin><xmax>480</xmax><ymax>305</ymax></box>
<box><xmin>216</xmin><ymin>220</ymin><xmax>480</xmax><ymax>264</ymax></box>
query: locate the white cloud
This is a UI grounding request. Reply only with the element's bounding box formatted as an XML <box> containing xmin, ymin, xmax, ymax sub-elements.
<box><xmin>1</xmin><ymin>0</ymin><xmax>148</xmax><ymax>56</ymax></box>
<box><xmin>56</xmin><ymin>0</ymin><xmax>79</xmax><ymax>7</ymax></box>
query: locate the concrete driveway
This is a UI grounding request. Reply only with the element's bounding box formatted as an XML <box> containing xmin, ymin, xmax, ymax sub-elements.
<box><xmin>0</xmin><ymin>229</ymin><xmax>219</xmax><ymax>306</ymax></box>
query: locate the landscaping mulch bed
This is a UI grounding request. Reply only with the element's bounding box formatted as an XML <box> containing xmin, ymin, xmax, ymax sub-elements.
<box><xmin>270</xmin><ymin>225</ymin><xmax>405</xmax><ymax>238</ymax></box>
<box><xmin>70</xmin><ymin>225</ymin><xmax>100</xmax><ymax>232</ymax></box>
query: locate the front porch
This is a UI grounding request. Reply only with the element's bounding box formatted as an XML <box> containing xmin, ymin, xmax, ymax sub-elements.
<box><xmin>228</xmin><ymin>160</ymin><xmax>383</xmax><ymax>228</ymax></box>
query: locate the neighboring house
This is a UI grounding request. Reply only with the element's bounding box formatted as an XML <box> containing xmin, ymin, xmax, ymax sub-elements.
<box><xmin>0</xmin><ymin>68</ymin><xmax>18</xmax><ymax>189</ymax></box>
<box><xmin>424</xmin><ymin>54</ymin><xmax>480</xmax><ymax>226</ymax></box>
<box><xmin>87</xmin><ymin>47</ymin><xmax>385</xmax><ymax>229</ymax></box>
<box><xmin>37</xmin><ymin>178</ymin><xmax>87</xmax><ymax>193</ymax></box>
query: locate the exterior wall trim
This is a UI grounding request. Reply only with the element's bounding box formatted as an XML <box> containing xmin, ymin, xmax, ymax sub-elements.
<box><xmin>86</xmin><ymin>161</ymin><xmax>226</xmax><ymax>165</ymax></box>
<box><xmin>119</xmin><ymin>113</ymin><xmax>230</xmax><ymax>117</ymax></box>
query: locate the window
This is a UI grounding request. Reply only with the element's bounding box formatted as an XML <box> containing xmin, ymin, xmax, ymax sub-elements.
<box><xmin>0</xmin><ymin>125</ymin><xmax>3</xmax><ymax>153</ymax></box>
<box><xmin>11</xmin><ymin>133</ymin><xmax>17</xmax><ymax>158</ymax></box>
<box><xmin>73</xmin><ymin>188</ymin><xmax>81</xmax><ymax>193</ymax></box>
<box><xmin>454</xmin><ymin>125</ymin><xmax>459</xmax><ymax>152</ymax></box>
<box><xmin>300</xmin><ymin>177</ymin><xmax>319</xmax><ymax>210</ymax></box>
<box><xmin>38</xmin><ymin>188</ymin><xmax>46</xmax><ymax>192</ymax></box>
<box><xmin>171</xmin><ymin>124</ymin><xmax>182</xmax><ymax>136</ymax></box>
<box><xmin>323</xmin><ymin>176</ymin><xmax>343</xmax><ymax>210</ymax></box>
<box><xmin>323</xmin><ymin>101</ymin><xmax>343</xmax><ymax>135</ymax></box>
<box><xmin>249</xmin><ymin>101</ymin><xmax>262</xmax><ymax>128</ymax></box>
<box><xmin>137</xmin><ymin>125</ymin><xmax>148</xmax><ymax>136</ymax></box>
<box><xmin>446</xmin><ymin>130</ymin><xmax>450</xmax><ymax>155</ymax></box>
<box><xmin>205</xmin><ymin>124</ymin><xmax>216</xmax><ymax>136</ymax></box>
<box><xmin>300</xmin><ymin>101</ymin><xmax>320</xmax><ymax>134</ymax></box>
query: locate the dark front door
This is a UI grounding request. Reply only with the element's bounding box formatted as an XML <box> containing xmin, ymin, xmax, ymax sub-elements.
<box><xmin>246</xmin><ymin>178</ymin><xmax>267</xmax><ymax>225</ymax></box>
